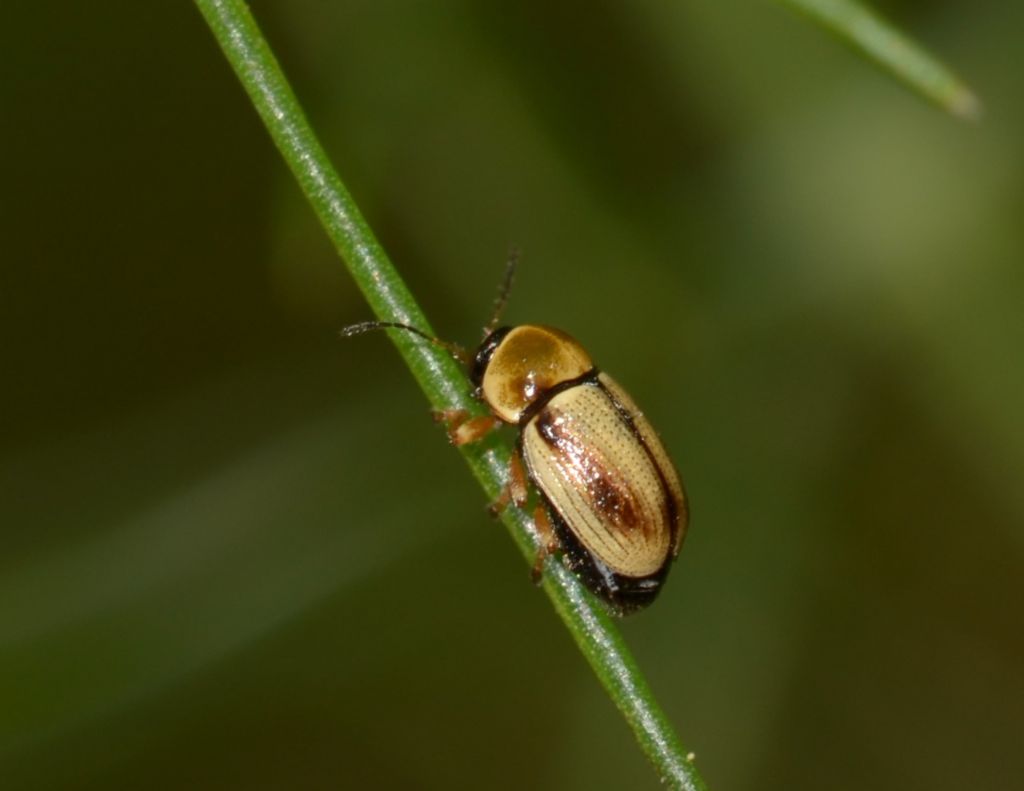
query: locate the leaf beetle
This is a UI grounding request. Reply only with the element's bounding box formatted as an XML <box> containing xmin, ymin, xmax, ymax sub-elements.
<box><xmin>342</xmin><ymin>257</ymin><xmax>688</xmax><ymax>615</ymax></box>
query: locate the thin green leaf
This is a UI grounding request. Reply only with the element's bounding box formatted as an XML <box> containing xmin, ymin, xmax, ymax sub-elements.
<box><xmin>780</xmin><ymin>0</ymin><xmax>981</xmax><ymax>119</ymax></box>
<box><xmin>193</xmin><ymin>1</ymin><xmax>708</xmax><ymax>788</ymax></box>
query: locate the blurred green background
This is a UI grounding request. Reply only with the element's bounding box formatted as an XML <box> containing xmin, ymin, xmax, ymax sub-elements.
<box><xmin>3</xmin><ymin>1</ymin><xmax>1023</xmax><ymax>789</ymax></box>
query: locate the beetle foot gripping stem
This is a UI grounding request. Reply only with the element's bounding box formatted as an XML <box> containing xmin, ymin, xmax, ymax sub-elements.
<box><xmin>530</xmin><ymin>505</ymin><xmax>559</xmax><ymax>584</ymax></box>
<box><xmin>431</xmin><ymin>408</ymin><xmax>501</xmax><ymax>446</ymax></box>
<box><xmin>487</xmin><ymin>454</ymin><xmax>529</xmax><ymax>517</ymax></box>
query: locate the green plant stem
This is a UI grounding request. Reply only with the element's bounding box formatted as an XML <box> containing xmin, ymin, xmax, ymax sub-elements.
<box><xmin>779</xmin><ymin>0</ymin><xmax>980</xmax><ymax>119</ymax></box>
<box><xmin>194</xmin><ymin>1</ymin><xmax>708</xmax><ymax>788</ymax></box>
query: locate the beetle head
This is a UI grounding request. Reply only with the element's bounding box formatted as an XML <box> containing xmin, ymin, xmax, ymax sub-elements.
<box><xmin>471</xmin><ymin>326</ymin><xmax>513</xmax><ymax>390</ymax></box>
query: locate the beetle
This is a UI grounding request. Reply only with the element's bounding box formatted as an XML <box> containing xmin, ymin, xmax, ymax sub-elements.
<box><xmin>341</xmin><ymin>259</ymin><xmax>688</xmax><ymax>615</ymax></box>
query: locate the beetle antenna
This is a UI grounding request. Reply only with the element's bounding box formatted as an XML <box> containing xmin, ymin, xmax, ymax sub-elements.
<box><xmin>483</xmin><ymin>247</ymin><xmax>519</xmax><ymax>337</ymax></box>
<box><xmin>339</xmin><ymin>321</ymin><xmax>470</xmax><ymax>365</ymax></box>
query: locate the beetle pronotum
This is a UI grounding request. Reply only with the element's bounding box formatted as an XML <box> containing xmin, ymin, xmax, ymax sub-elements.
<box><xmin>342</xmin><ymin>257</ymin><xmax>688</xmax><ymax>615</ymax></box>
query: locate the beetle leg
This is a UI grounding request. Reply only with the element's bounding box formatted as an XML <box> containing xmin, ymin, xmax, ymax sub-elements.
<box><xmin>488</xmin><ymin>487</ymin><xmax>511</xmax><ymax>516</ymax></box>
<box><xmin>432</xmin><ymin>408</ymin><xmax>501</xmax><ymax>446</ymax></box>
<box><xmin>531</xmin><ymin>505</ymin><xmax>560</xmax><ymax>584</ymax></box>
<box><xmin>487</xmin><ymin>453</ymin><xmax>529</xmax><ymax>517</ymax></box>
<box><xmin>509</xmin><ymin>454</ymin><xmax>529</xmax><ymax>507</ymax></box>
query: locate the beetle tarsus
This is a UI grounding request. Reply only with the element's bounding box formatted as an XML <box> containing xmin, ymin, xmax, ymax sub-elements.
<box><xmin>431</xmin><ymin>408</ymin><xmax>501</xmax><ymax>446</ymax></box>
<box><xmin>431</xmin><ymin>407</ymin><xmax>464</xmax><ymax>425</ymax></box>
<box><xmin>487</xmin><ymin>488</ymin><xmax>510</xmax><ymax>517</ymax></box>
<box><xmin>489</xmin><ymin>453</ymin><xmax>530</xmax><ymax>516</ymax></box>
<box><xmin>507</xmin><ymin>454</ymin><xmax>529</xmax><ymax>506</ymax></box>
<box><xmin>531</xmin><ymin>553</ymin><xmax>545</xmax><ymax>584</ymax></box>
<box><xmin>530</xmin><ymin>505</ymin><xmax>559</xmax><ymax>584</ymax></box>
<box><xmin>488</xmin><ymin>454</ymin><xmax>529</xmax><ymax>516</ymax></box>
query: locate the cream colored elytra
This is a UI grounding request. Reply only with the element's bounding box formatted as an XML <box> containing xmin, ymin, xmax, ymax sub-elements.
<box><xmin>521</xmin><ymin>373</ymin><xmax>682</xmax><ymax>578</ymax></box>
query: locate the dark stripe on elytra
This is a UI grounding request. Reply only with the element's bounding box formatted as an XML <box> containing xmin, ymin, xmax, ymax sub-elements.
<box><xmin>534</xmin><ymin>407</ymin><xmax>645</xmax><ymax>534</ymax></box>
<box><xmin>538</xmin><ymin>487</ymin><xmax>627</xmax><ymax>580</ymax></box>
<box><xmin>516</xmin><ymin>414</ymin><xmax>628</xmax><ymax>558</ymax></box>
<box><xmin>543</xmin><ymin>460</ymin><xmax>629</xmax><ymax>556</ymax></box>
<box><xmin>597</xmin><ymin>378</ymin><xmax>680</xmax><ymax>547</ymax></box>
